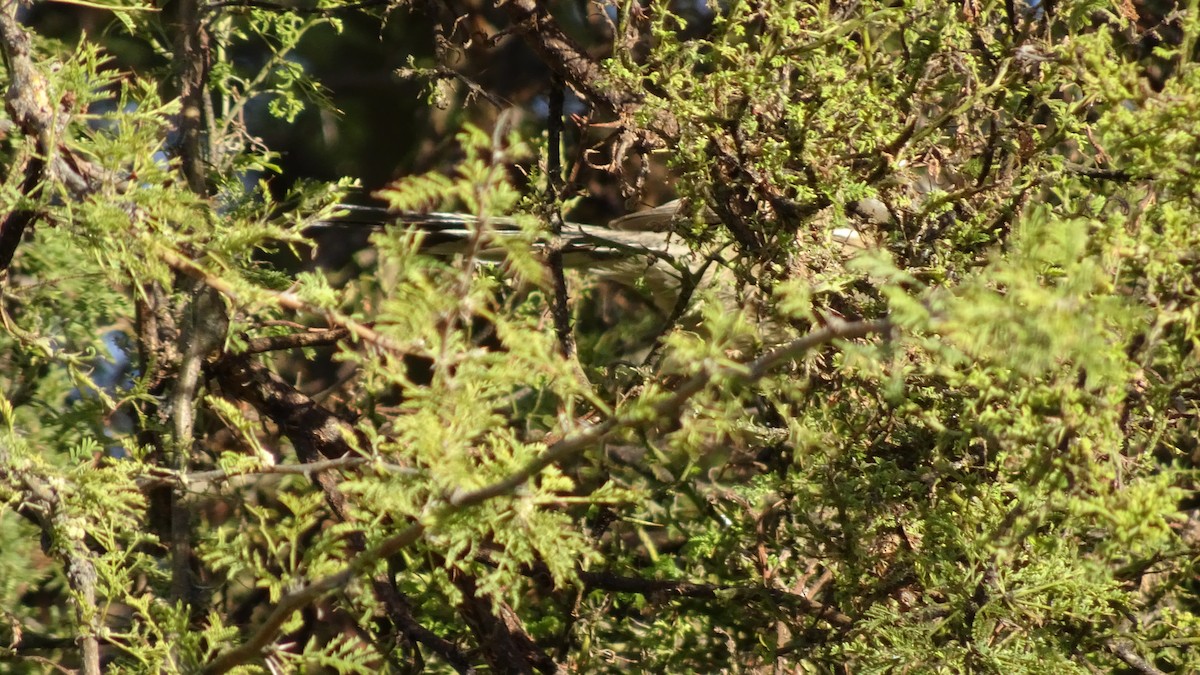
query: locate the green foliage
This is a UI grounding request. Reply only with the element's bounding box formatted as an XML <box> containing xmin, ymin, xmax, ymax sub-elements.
<box><xmin>0</xmin><ymin>0</ymin><xmax>1198</xmax><ymax>672</ymax></box>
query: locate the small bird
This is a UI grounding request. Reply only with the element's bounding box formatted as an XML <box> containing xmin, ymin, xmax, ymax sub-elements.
<box><xmin>306</xmin><ymin>198</ymin><xmax>885</xmax><ymax>337</ymax></box>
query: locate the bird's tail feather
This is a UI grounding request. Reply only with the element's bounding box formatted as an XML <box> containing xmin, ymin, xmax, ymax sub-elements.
<box><xmin>306</xmin><ymin>204</ymin><xmax>690</xmax><ymax>263</ymax></box>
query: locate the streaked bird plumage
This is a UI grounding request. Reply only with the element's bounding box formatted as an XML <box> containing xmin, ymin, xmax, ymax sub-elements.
<box><xmin>308</xmin><ymin>199</ymin><xmax>879</xmax><ymax>317</ymax></box>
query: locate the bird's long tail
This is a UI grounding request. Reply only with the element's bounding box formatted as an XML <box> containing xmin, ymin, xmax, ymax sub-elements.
<box><xmin>306</xmin><ymin>203</ymin><xmax>693</xmax><ymax>264</ymax></box>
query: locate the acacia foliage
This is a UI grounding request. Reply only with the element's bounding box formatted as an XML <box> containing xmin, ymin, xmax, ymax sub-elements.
<box><xmin>0</xmin><ymin>0</ymin><xmax>1198</xmax><ymax>673</ymax></box>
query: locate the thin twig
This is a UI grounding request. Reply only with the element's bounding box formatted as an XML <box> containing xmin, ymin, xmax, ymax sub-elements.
<box><xmin>395</xmin><ymin>65</ymin><xmax>509</xmax><ymax>109</ymax></box>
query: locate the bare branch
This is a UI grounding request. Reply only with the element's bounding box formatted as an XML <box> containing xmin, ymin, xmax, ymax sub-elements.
<box><xmin>241</xmin><ymin>327</ymin><xmax>350</xmax><ymax>354</ymax></box>
<box><xmin>204</xmin><ymin>0</ymin><xmax>390</xmax><ymax>14</ymax></box>
<box><xmin>1106</xmin><ymin>639</ymin><xmax>1166</xmax><ymax>675</ymax></box>
<box><xmin>8</xmin><ymin>472</ymin><xmax>102</xmax><ymax>675</ymax></box>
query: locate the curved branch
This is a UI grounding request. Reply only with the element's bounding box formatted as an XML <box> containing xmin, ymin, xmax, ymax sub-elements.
<box><xmin>201</xmin><ymin>522</ymin><xmax>426</xmax><ymax>675</ymax></box>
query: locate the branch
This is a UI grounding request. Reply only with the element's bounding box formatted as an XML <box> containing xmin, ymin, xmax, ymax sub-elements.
<box><xmin>0</xmin><ymin>6</ymin><xmax>60</xmax><ymax>152</ymax></box>
<box><xmin>0</xmin><ymin>155</ymin><xmax>44</xmax><ymax>273</ymax></box>
<box><xmin>171</xmin><ymin>0</ymin><xmax>212</xmax><ymax>195</ymax></box>
<box><xmin>494</xmin><ymin>0</ymin><xmax>678</xmax><ymax>159</ymax></box>
<box><xmin>163</xmin><ymin>0</ymin><xmax>228</xmax><ymax>596</ymax></box>
<box><xmin>0</xmin><ymin>5</ymin><xmax>67</xmax><ymax>272</ymax></box>
<box><xmin>166</xmin><ymin>283</ymin><xmax>227</xmax><ymax>609</ymax></box>
<box><xmin>9</xmin><ymin>472</ymin><xmax>102</xmax><ymax>675</ymax></box>
<box><xmin>208</xmin><ymin>354</ymin><xmax>361</xmax><ymax>461</ymax></box>
<box><xmin>206</xmin><ymin>355</ymin><xmax>475</xmax><ymax>672</ymax></box>
<box><xmin>241</xmin><ymin>327</ymin><xmax>349</xmax><ymax>354</ymax></box>
<box><xmin>1106</xmin><ymin>638</ymin><xmax>1166</xmax><ymax>675</ymax></box>
<box><xmin>499</xmin><ymin>0</ymin><xmax>640</xmax><ymax>113</ymax></box>
<box><xmin>394</xmin><ymin>65</ymin><xmax>509</xmax><ymax>109</ymax></box>
<box><xmin>204</xmin><ymin>0</ymin><xmax>390</xmax><ymax>13</ymax></box>
<box><xmin>453</xmin><ymin>572</ymin><xmax>557</xmax><ymax>674</ymax></box>
<box><xmin>365</xmin><ymin>579</ymin><xmax>474</xmax><ymax>673</ymax></box>
<box><xmin>0</xmin><ymin>12</ymin><xmax>105</xmax><ymax>673</ymax></box>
